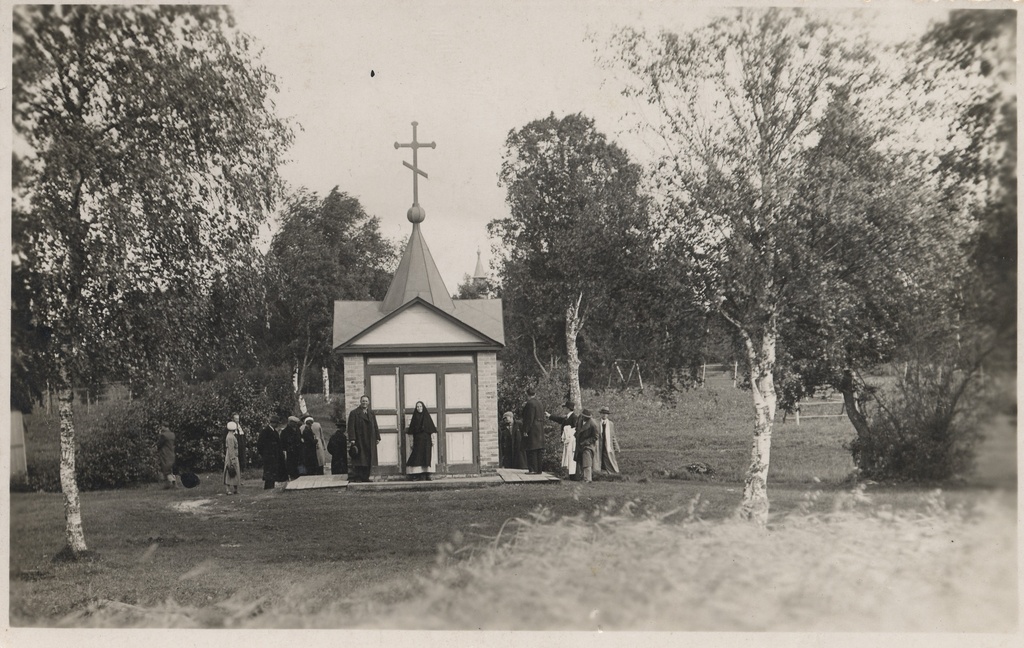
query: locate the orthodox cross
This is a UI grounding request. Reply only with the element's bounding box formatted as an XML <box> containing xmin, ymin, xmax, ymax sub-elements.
<box><xmin>394</xmin><ymin>121</ymin><xmax>436</xmax><ymax>207</ymax></box>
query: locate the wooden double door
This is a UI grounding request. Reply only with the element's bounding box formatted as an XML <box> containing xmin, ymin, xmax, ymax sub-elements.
<box><xmin>366</xmin><ymin>358</ymin><xmax>478</xmax><ymax>476</ymax></box>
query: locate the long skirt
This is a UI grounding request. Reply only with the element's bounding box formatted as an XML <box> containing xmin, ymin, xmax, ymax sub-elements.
<box><xmin>561</xmin><ymin>435</ymin><xmax>576</xmax><ymax>474</ymax></box>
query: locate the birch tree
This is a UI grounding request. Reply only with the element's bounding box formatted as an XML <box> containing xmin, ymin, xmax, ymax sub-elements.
<box><xmin>608</xmin><ymin>8</ymin><xmax>924</xmax><ymax>522</ymax></box>
<box><xmin>12</xmin><ymin>5</ymin><xmax>292</xmax><ymax>556</ymax></box>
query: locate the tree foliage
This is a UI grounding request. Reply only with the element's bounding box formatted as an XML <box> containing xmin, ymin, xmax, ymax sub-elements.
<box><xmin>491</xmin><ymin>112</ymin><xmax>659</xmax><ymax>400</ymax></box>
<box><xmin>263</xmin><ymin>187</ymin><xmax>397</xmax><ymax>403</ymax></box>
<box><xmin>11</xmin><ymin>4</ymin><xmax>293</xmax><ymax>554</ymax></box>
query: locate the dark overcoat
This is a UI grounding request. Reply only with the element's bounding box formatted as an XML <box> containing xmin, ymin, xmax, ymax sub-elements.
<box><xmin>406</xmin><ymin>409</ymin><xmax>436</xmax><ymax>468</ymax></box>
<box><xmin>326</xmin><ymin>429</ymin><xmax>348</xmax><ymax>475</ymax></box>
<box><xmin>300</xmin><ymin>423</ymin><xmax>318</xmax><ymax>474</ymax></box>
<box><xmin>574</xmin><ymin>417</ymin><xmax>599</xmax><ymax>462</ymax></box>
<box><xmin>521</xmin><ymin>397</ymin><xmax>545</xmax><ymax>451</ymax></box>
<box><xmin>281</xmin><ymin>420</ymin><xmax>303</xmax><ymax>478</ymax></box>
<box><xmin>347</xmin><ymin>406</ymin><xmax>381</xmax><ymax>468</ymax></box>
<box><xmin>256</xmin><ymin>424</ymin><xmax>284</xmax><ymax>482</ymax></box>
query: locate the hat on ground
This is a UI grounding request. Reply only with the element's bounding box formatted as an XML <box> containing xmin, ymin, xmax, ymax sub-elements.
<box><xmin>304</xmin><ymin>416</ymin><xmax>314</xmax><ymax>424</ymax></box>
<box><xmin>227</xmin><ymin>421</ymin><xmax>237</xmax><ymax>431</ymax></box>
<box><xmin>581</xmin><ymin>408</ymin><xmax>592</xmax><ymax>419</ymax></box>
<box><xmin>599</xmin><ymin>407</ymin><xmax>611</xmax><ymax>414</ymax></box>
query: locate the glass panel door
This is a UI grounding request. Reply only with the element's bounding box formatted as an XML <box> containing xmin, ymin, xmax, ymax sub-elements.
<box><xmin>368</xmin><ymin>370</ymin><xmax>400</xmax><ymax>470</ymax></box>
<box><xmin>402</xmin><ymin>371</ymin><xmax>439</xmax><ymax>471</ymax></box>
<box><xmin>444</xmin><ymin>372</ymin><xmax>474</xmax><ymax>465</ymax></box>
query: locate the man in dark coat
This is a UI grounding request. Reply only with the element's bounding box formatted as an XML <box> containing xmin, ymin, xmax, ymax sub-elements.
<box><xmin>281</xmin><ymin>416</ymin><xmax>303</xmax><ymax>480</ymax></box>
<box><xmin>347</xmin><ymin>395</ymin><xmax>380</xmax><ymax>482</ymax></box>
<box><xmin>574</xmin><ymin>409</ymin><xmax>599</xmax><ymax>483</ymax></box>
<box><xmin>256</xmin><ymin>414</ymin><xmax>285</xmax><ymax>490</ymax></box>
<box><xmin>521</xmin><ymin>387</ymin><xmax>545</xmax><ymax>474</ymax></box>
<box><xmin>326</xmin><ymin>420</ymin><xmax>349</xmax><ymax>476</ymax></box>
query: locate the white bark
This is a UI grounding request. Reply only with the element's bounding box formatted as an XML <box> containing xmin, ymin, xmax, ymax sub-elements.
<box><xmin>57</xmin><ymin>384</ymin><xmax>88</xmax><ymax>554</ymax></box>
<box><xmin>322</xmin><ymin>366</ymin><xmax>330</xmax><ymax>403</ymax></box>
<box><xmin>565</xmin><ymin>292</ymin><xmax>584</xmax><ymax>412</ymax></box>
<box><xmin>740</xmin><ymin>330</ymin><xmax>776</xmax><ymax>525</ymax></box>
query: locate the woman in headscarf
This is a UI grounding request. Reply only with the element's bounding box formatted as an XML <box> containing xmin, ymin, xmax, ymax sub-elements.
<box><xmin>224</xmin><ymin>421</ymin><xmax>241</xmax><ymax>495</ymax></box>
<box><xmin>405</xmin><ymin>401</ymin><xmax>437</xmax><ymax>481</ymax></box>
<box><xmin>300</xmin><ymin>416</ymin><xmax>318</xmax><ymax>476</ymax></box>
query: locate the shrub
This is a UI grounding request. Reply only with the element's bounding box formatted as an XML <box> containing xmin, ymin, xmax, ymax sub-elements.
<box><xmin>848</xmin><ymin>364</ymin><xmax>987</xmax><ymax>482</ymax></box>
<box><xmin>77</xmin><ymin>401</ymin><xmax>159</xmax><ymax>490</ymax></box>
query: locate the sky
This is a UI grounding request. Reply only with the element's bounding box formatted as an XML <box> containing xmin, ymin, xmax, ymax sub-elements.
<box><xmin>230</xmin><ymin>0</ymin><xmax>952</xmax><ymax>290</ymax></box>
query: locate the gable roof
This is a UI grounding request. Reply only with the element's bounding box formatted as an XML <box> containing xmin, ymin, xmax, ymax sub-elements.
<box><xmin>380</xmin><ymin>222</ymin><xmax>454</xmax><ymax>314</ymax></box>
<box><xmin>334</xmin><ymin>297</ymin><xmax>504</xmax><ymax>351</ymax></box>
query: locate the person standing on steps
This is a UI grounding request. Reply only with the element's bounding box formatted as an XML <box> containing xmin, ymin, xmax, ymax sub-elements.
<box><xmin>347</xmin><ymin>395</ymin><xmax>380</xmax><ymax>483</ymax></box>
<box><xmin>405</xmin><ymin>401</ymin><xmax>437</xmax><ymax>481</ymax></box>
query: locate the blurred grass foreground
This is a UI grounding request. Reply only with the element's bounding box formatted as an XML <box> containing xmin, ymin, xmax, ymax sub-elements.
<box><xmin>58</xmin><ymin>487</ymin><xmax>1016</xmax><ymax>631</ymax></box>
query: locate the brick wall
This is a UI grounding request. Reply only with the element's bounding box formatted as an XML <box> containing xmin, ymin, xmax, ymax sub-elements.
<box><xmin>477</xmin><ymin>352</ymin><xmax>499</xmax><ymax>473</ymax></box>
<box><xmin>342</xmin><ymin>354</ymin><xmax>366</xmax><ymax>420</ymax></box>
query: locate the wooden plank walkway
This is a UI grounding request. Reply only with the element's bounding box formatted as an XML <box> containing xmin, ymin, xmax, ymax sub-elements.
<box><xmin>284</xmin><ymin>469</ymin><xmax>559</xmax><ymax>491</ymax></box>
<box><xmin>495</xmin><ymin>468</ymin><xmax>560</xmax><ymax>483</ymax></box>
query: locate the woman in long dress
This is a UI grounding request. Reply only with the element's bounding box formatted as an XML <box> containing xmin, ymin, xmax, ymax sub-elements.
<box><xmin>560</xmin><ymin>422</ymin><xmax>577</xmax><ymax>476</ymax></box>
<box><xmin>406</xmin><ymin>401</ymin><xmax>437</xmax><ymax>481</ymax></box>
<box><xmin>224</xmin><ymin>421</ymin><xmax>241</xmax><ymax>494</ymax></box>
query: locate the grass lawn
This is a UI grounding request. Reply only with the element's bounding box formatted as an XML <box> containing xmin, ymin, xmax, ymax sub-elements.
<box><xmin>8</xmin><ymin>383</ymin><xmax>1017</xmax><ymax>629</ymax></box>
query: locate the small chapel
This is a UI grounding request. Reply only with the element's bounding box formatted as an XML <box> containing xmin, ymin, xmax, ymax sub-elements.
<box><xmin>333</xmin><ymin>123</ymin><xmax>504</xmax><ymax>479</ymax></box>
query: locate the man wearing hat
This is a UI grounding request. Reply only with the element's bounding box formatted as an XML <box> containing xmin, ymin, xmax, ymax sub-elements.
<box><xmin>257</xmin><ymin>413</ymin><xmax>285</xmax><ymax>490</ymax></box>
<box><xmin>599</xmin><ymin>407</ymin><xmax>620</xmax><ymax>474</ymax></box>
<box><xmin>223</xmin><ymin>421</ymin><xmax>241</xmax><ymax>495</ymax></box>
<box><xmin>521</xmin><ymin>387</ymin><xmax>546</xmax><ymax>474</ymax></box>
<box><xmin>347</xmin><ymin>395</ymin><xmax>381</xmax><ymax>483</ymax></box>
<box><xmin>574</xmin><ymin>409</ymin><xmax>599</xmax><ymax>483</ymax></box>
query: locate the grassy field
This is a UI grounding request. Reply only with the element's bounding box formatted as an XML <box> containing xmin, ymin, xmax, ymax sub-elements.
<box><xmin>8</xmin><ymin>383</ymin><xmax>1017</xmax><ymax>629</ymax></box>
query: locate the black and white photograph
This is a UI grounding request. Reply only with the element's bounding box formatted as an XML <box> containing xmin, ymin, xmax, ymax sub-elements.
<box><xmin>3</xmin><ymin>0</ymin><xmax>1018</xmax><ymax>642</ymax></box>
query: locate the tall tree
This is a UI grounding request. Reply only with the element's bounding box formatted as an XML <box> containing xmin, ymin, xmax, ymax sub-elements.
<box><xmin>264</xmin><ymin>187</ymin><xmax>396</xmax><ymax>411</ymax></box>
<box><xmin>607</xmin><ymin>8</ymin><xmax>963</xmax><ymax>522</ymax></box>
<box><xmin>492</xmin><ymin>113</ymin><xmax>655</xmax><ymax>409</ymax></box>
<box><xmin>12</xmin><ymin>5</ymin><xmax>292</xmax><ymax>556</ymax></box>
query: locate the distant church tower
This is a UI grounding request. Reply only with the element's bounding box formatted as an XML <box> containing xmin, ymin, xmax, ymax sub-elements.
<box><xmin>472</xmin><ymin>247</ymin><xmax>490</xmax><ymax>297</ymax></box>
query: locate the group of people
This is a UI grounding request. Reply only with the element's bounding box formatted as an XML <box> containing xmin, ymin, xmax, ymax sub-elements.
<box><xmin>156</xmin><ymin>389</ymin><xmax>621</xmax><ymax>490</ymax></box>
<box><xmin>256</xmin><ymin>413</ymin><xmax>341</xmax><ymax>490</ymax></box>
<box><xmin>500</xmin><ymin>387</ymin><xmax>621</xmax><ymax>483</ymax></box>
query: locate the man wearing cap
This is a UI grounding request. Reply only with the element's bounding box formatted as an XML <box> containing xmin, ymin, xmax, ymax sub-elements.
<box><xmin>574</xmin><ymin>409</ymin><xmax>599</xmax><ymax>483</ymax></box>
<box><xmin>347</xmin><ymin>395</ymin><xmax>381</xmax><ymax>483</ymax></box>
<box><xmin>521</xmin><ymin>387</ymin><xmax>545</xmax><ymax>474</ymax></box>
<box><xmin>599</xmin><ymin>407</ymin><xmax>621</xmax><ymax>474</ymax></box>
<box><xmin>257</xmin><ymin>414</ymin><xmax>285</xmax><ymax>490</ymax></box>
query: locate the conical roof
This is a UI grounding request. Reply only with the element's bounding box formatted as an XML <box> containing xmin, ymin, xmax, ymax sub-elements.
<box><xmin>473</xmin><ymin>247</ymin><xmax>487</xmax><ymax>280</ymax></box>
<box><xmin>380</xmin><ymin>222</ymin><xmax>455</xmax><ymax>314</ymax></box>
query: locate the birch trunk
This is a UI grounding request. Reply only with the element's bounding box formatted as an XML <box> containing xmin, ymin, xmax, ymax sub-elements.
<box><xmin>565</xmin><ymin>293</ymin><xmax>584</xmax><ymax>412</ymax></box>
<box><xmin>292</xmin><ymin>361</ymin><xmax>308</xmax><ymax>415</ymax></box>
<box><xmin>740</xmin><ymin>330</ymin><xmax>776</xmax><ymax>525</ymax></box>
<box><xmin>322</xmin><ymin>366</ymin><xmax>330</xmax><ymax>403</ymax></box>
<box><xmin>57</xmin><ymin>381</ymin><xmax>88</xmax><ymax>555</ymax></box>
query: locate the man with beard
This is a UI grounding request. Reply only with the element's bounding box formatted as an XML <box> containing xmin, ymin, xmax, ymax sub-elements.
<box><xmin>347</xmin><ymin>395</ymin><xmax>380</xmax><ymax>483</ymax></box>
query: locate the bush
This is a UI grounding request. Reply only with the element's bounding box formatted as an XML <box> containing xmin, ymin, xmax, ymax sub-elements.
<box><xmin>77</xmin><ymin>401</ymin><xmax>159</xmax><ymax>490</ymax></box>
<box><xmin>848</xmin><ymin>364</ymin><xmax>987</xmax><ymax>482</ymax></box>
